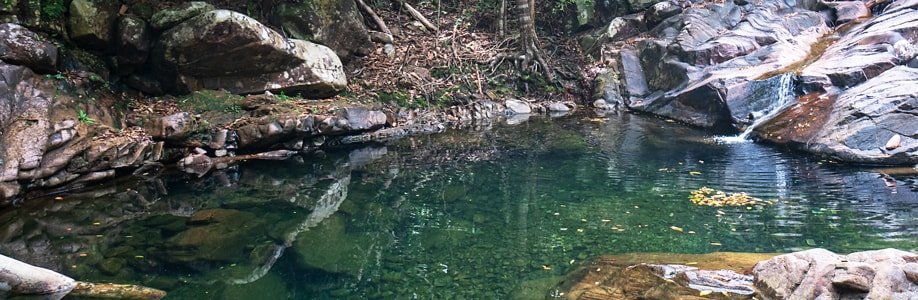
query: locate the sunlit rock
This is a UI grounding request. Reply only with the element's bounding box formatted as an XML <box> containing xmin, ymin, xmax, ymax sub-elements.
<box><xmin>0</xmin><ymin>254</ymin><xmax>75</xmax><ymax>299</ymax></box>
<box><xmin>753</xmin><ymin>248</ymin><xmax>918</xmax><ymax>299</ymax></box>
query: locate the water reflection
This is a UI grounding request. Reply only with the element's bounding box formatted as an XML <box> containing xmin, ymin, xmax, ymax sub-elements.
<box><xmin>1</xmin><ymin>114</ymin><xmax>916</xmax><ymax>299</ymax></box>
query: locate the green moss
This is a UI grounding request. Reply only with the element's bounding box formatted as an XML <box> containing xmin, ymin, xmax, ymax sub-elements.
<box><xmin>40</xmin><ymin>0</ymin><xmax>65</xmax><ymax>20</ymax></box>
<box><xmin>176</xmin><ymin>90</ymin><xmax>245</xmax><ymax>114</ymax></box>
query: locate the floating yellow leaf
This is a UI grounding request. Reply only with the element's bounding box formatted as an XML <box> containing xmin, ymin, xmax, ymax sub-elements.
<box><xmin>689</xmin><ymin>187</ymin><xmax>764</xmax><ymax>207</ymax></box>
<box><xmin>670</xmin><ymin>226</ymin><xmax>684</xmax><ymax>232</ymax></box>
<box><xmin>689</xmin><ymin>171</ymin><xmax>702</xmax><ymax>176</ymax></box>
<box><xmin>699</xmin><ymin>290</ymin><xmax>712</xmax><ymax>296</ymax></box>
<box><xmin>710</xmin><ymin>242</ymin><xmax>722</xmax><ymax>246</ymax></box>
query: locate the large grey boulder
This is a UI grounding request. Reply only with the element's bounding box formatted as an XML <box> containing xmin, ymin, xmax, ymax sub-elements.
<box><xmin>271</xmin><ymin>0</ymin><xmax>374</xmax><ymax>61</ymax></box>
<box><xmin>753</xmin><ymin>248</ymin><xmax>918</xmax><ymax>299</ymax></box>
<box><xmin>0</xmin><ymin>23</ymin><xmax>58</xmax><ymax>73</ymax></box>
<box><xmin>152</xmin><ymin>10</ymin><xmax>346</xmax><ymax>97</ymax></box>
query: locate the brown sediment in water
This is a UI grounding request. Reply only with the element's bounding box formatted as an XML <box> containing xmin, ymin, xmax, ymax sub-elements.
<box><xmin>755</xmin><ymin>92</ymin><xmax>836</xmax><ymax>143</ymax></box>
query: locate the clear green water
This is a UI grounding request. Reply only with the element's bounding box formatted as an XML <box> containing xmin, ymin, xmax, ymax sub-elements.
<box><xmin>1</xmin><ymin>114</ymin><xmax>916</xmax><ymax>299</ymax></box>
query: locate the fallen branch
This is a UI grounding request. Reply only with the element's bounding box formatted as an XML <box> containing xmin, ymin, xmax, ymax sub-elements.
<box><xmin>70</xmin><ymin>282</ymin><xmax>166</xmax><ymax>300</ymax></box>
<box><xmin>356</xmin><ymin>0</ymin><xmax>393</xmax><ymax>38</ymax></box>
<box><xmin>400</xmin><ymin>1</ymin><xmax>439</xmax><ymax>31</ymax></box>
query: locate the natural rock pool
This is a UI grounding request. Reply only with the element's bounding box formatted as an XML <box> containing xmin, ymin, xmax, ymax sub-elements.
<box><xmin>2</xmin><ymin>114</ymin><xmax>916</xmax><ymax>299</ymax></box>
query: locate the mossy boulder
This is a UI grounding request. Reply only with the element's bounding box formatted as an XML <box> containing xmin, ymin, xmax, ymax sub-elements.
<box><xmin>152</xmin><ymin>10</ymin><xmax>346</xmax><ymax>97</ymax></box>
<box><xmin>271</xmin><ymin>0</ymin><xmax>373</xmax><ymax>61</ymax></box>
<box><xmin>68</xmin><ymin>0</ymin><xmax>118</xmax><ymax>50</ymax></box>
<box><xmin>149</xmin><ymin>1</ymin><xmax>215</xmax><ymax>31</ymax></box>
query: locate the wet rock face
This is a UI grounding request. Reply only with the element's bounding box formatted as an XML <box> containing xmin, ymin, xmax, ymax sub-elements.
<box><xmin>600</xmin><ymin>0</ymin><xmax>829</xmax><ymax>130</ymax></box>
<box><xmin>152</xmin><ymin>10</ymin><xmax>347</xmax><ymax>97</ymax></box>
<box><xmin>0</xmin><ymin>23</ymin><xmax>58</xmax><ymax>73</ymax></box>
<box><xmin>756</xmin><ymin>0</ymin><xmax>918</xmax><ymax>165</ymax></box>
<box><xmin>271</xmin><ymin>0</ymin><xmax>374</xmax><ymax>61</ymax></box>
<box><xmin>753</xmin><ymin>248</ymin><xmax>918</xmax><ymax>299</ymax></box>
<box><xmin>591</xmin><ymin>0</ymin><xmax>917</xmax><ymax>164</ymax></box>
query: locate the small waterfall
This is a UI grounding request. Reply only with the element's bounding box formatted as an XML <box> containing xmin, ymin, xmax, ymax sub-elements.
<box><xmin>717</xmin><ymin>74</ymin><xmax>796</xmax><ymax>144</ymax></box>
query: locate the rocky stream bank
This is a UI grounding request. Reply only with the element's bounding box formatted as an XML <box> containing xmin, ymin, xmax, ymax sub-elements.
<box><xmin>588</xmin><ymin>0</ymin><xmax>918</xmax><ymax>164</ymax></box>
<box><xmin>0</xmin><ymin>1</ymin><xmax>579</xmax><ymax>204</ymax></box>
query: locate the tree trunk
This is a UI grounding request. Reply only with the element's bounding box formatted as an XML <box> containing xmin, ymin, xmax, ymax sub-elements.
<box><xmin>516</xmin><ymin>0</ymin><xmax>554</xmax><ymax>80</ymax></box>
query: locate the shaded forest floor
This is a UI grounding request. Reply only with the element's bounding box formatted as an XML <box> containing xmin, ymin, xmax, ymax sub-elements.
<box><xmin>334</xmin><ymin>1</ymin><xmax>595</xmax><ymax>110</ymax></box>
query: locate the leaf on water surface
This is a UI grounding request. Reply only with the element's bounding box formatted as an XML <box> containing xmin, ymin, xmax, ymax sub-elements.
<box><xmin>699</xmin><ymin>290</ymin><xmax>712</xmax><ymax>296</ymax></box>
<box><xmin>670</xmin><ymin>226</ymin><xmax>684</xmax><ymax>232</ymax></box>
<box><xmin>710</xmin><ymin>242</ymin><xmax>722</xmax><ymax>246</ymax></box>
<box><xmin>689</xmin><ymin>171</ymin><xmax>702</xmax><ymax>175</ymax></box>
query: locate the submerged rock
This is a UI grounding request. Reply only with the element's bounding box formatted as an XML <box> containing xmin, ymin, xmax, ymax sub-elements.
<box><xmin>551</xmin><ymin>252</ymin><xmax>774</xmax><ymax>299</ymax></box>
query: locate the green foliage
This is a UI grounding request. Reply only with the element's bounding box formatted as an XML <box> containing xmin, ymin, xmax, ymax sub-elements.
<box><xmin>45</xmin><ymin>73</ymin><xmax>65</xmax><ymax>81</ymax></box>
<box><xmin>77</xmin><ymin>110</ymin><xmax>96</xmax><ymax>125</ymax></box>
<box><xmin>176</xmin><ymin>90</ymin><xmax>245</xmax><ymax>114</ymax></box>
<box><xmin>378</xmin><ymin>91</ymin><xmax>414</xmax><ymax>108</ymax></box>
<box><xmin>41</xmin><ymin>0</ymin><xmax>66</xmax><ymax>19</ymax></box>
<box><xmin>520</xmin><ymin>73</ymin><xmax>559</xmax><ymax>94</ymax></box>
<box><xmin>276</xmin><ymin>91</ymin><xmax>293</xmax><ymax>102</ymax></box>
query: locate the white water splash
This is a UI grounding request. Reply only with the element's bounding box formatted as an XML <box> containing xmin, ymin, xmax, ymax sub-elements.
<box><xmin>716</xmin><ymin>74</ymin><xmax>796</xmax><ymax>144</ymax></box>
